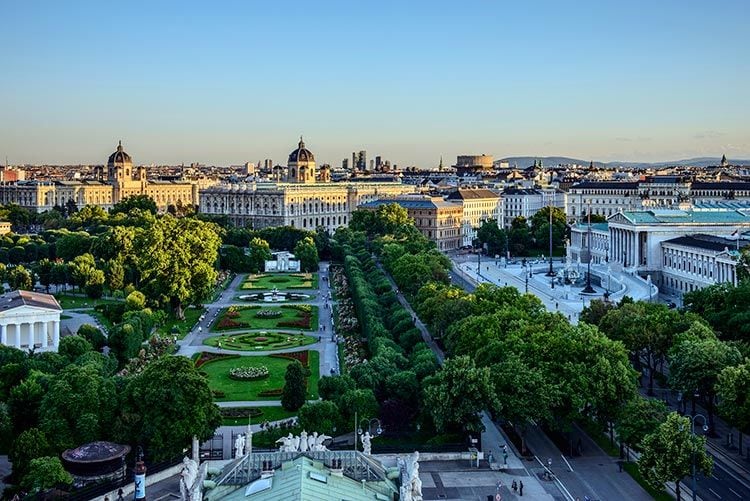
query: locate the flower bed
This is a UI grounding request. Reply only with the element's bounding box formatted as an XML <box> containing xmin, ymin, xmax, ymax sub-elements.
<box><xmin>229</xmin><ymin>366</ymin><xmax>270</xmax><ymax>380</ymax></box>
<box><xmin>220</xmin><ymin>407</ymin><xmax>263</xmax><ymax>419</ymax></box>
<box><xmin>258</xmin><ymin>388</ymin><xmax>284</xmax><ymax>397</ymax></box>
<box><xmin>255</xmin><ymin>309</ymin><xmax>283</xmax><ymax>318</ymax></box>
<box><xmin>271</xmin><ymin>351</ymin><xmax>309</xmax><ymax>367</ymax></box>
<box><xmin>195</xmin><ymin>352</ymin><xmax>239</xmax><ymax>368</ymax></box>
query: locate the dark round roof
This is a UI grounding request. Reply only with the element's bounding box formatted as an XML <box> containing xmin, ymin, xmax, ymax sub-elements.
<box><xmin>108</xmin><ymin>141</ymin><xmax>132</xmax><ymax>165</ymax></box>
<box><xmin>288</xmin><ymin>137</ymin><xmax>314</xmax><ymax>164</ymax></box>
<box><xmin>62</xmin><ymin>441</ymin><xmax>131</xmax><ymax>464</ymax></box>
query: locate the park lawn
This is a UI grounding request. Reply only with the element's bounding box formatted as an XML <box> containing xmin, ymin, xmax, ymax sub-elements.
<box><xmin>202</xmin><ymin>350</ymin><xmax>320</xmax><ymax>402</ymax></box>
<box><xmin>55</xmin><ymin>293</ymin><xmax>120</xmax><ymax>310</ymax></box>
<box><xmin>204</xmin><ymin>332</ymin><xmax>316</xmax><ymax>351</ymax></box>
<box><xmin>240</xmin><ymin>273</ymin><xmax>319</xmax><ymax>291</ymax></box>
<box><xmin>212</xmin><ymin>305</ymin><xmax>318</xmax><ymax>332</ymax></box>
<box><xmin>156</xmin><ymin>307</ymin><xmax>204</xmax><ymax>339</ymax></box>
<box><xmin>221</xmin><ymin>406</ymin><xmax>297</xmax><ymax>426</ymax></box>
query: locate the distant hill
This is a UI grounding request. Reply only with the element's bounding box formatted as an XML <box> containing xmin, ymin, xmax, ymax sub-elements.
<box><xmin>499</xmin><ymin>156</ymin><xmax>750</xmax><ymax>169</ymax></box>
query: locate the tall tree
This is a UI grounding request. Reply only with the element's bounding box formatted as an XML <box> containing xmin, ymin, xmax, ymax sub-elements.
<box><xmin>281</xmin><ymin>361</ymin><xmax>307</xmax><ymax>411</ymax></box>
<box><xmin>639</xmin><ymin>412</ymin><xmax>712</xmax><ymax>501</ymax></box>
<box><xmin>423</xmin><ymin>355</ymin><xmax>498</xmax><ymax>433</ymax></box>
<box><xmin>118</xmin><ymin>356</ymin><xmax>221</xmax><ymax>461</ymax></box>
<box><xmin>8</xmin><ymin>265</ymin><xmax>33</xmax><ymax>291</ymax></box>
<box><xmin>135</xmin><ymin>215</ymin><xmax>221</xmax><ymax>318</ymax></box>
<box><xmin>476</xmin><ymin>219</ymin><xmax>507</xmax><ymax>255</ymax></box>
<box><xmin>716</xmin><ymin>361</ymin><xmax>750</xmax><ymax>453</ymax></box>
<box><xmin>294</xmin><ymin>236</ymin><xmax>319</xmax><ymax>272</ymax></box>
<box><xmin>247</xmin><ymin>237</ymin><xmax>272</xmax><ymax>272</ymax></box>
<box><xmin>21</xmin><ymin>456</ymin><xmax>73</xmax><ymax>493</ymax></box>
<box><xmin>110</xmin><ymin>194</ymin><xmax>158</xmax><ymax>216</ymax></box>
<box><xmin>616</xmin><ymin>397</ymin><xmax>668</xmax><ymax>457</ymax></box>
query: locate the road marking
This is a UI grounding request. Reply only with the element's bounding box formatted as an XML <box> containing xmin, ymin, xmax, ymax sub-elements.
<box><xmin>560</xmin><ymin>454</ymin><xmax>574</xmax><ymax>472</ymax></box>
<box><xmin>709</xmin><ymin>488</ymin><xmax>722</xmax><ymax>499</ymax></box>
<box><xmin>729</xmin><ymin>488</ymin><xmax>742</xmax><ymax>498</ymax></box>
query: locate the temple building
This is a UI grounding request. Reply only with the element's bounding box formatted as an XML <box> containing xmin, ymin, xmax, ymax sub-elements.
<box><xmin>0</xmin><ymin>290</ymin><xmax>62</xmax><ymax>351</ymax></box>
<box><xmin>0</xmin><ymin>142</ymin><xmax>200</xmax><ymax>212</ymax></box>
<box><xmin>198</xmin><ymin>138</ymin><xmax>414</xmax><ymax>231</ymax></box>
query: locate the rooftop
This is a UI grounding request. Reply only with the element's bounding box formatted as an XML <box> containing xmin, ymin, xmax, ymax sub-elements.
<box><xmin>662</xmin><ymin>234</ymin><xmax>750</xmax><ymax>253</ymax></box>
<box><xmin>446</xmin><ymin>188</ymin><xmax>500</xmax><ymax>200</ymax></box>
<box><xmin>0</xmin><ymin>290</ymin><xmax>62</xmax><ymax>312</ymax></box>
<box><xmin>616</xmin><ymin>208</ymin><xmax>750</xmax><ymax>225</ymax></box>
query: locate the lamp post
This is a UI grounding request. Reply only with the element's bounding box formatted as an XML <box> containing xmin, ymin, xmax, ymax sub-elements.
<box><xmin>546</xmin><ymin>199</ymin><xmax>555</xmax><ymax>277</ymax></box>
<box><xmin>686</xmin><ymin>414</ymin><xmax>709</xmax><ymax>501</ymax></box>
<box><xmin>582</xmin><ymin>206</ymin><xmax>596</xmax><ymax>294</ymax></box>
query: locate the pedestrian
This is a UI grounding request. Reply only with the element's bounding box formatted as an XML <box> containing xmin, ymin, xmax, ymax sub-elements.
<box><xmin>511</xmin><ymin>480</ymin><xmax>517</xmax><ymax>493</ymax></box>
<box><xmin>519</xmin><ymin>481</ymin><xmax>523</xmax><ymax>496</ymax></box>
<box><xmin>117</xmin><ymin>489</ymin><xmax>125</xmax><ymax>501</ymax></box>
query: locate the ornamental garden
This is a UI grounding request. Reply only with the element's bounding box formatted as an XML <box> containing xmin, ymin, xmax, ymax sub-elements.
<box><xmin>241</xmin><ymin>272</ymin><xmax>318</xmax><ymax>290</ymax></box>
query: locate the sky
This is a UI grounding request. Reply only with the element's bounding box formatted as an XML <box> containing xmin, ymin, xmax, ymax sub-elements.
<box><xmin>1</xmin><ymin>0</ymin><xmax>749</xmax><ymax>167</ymax></box>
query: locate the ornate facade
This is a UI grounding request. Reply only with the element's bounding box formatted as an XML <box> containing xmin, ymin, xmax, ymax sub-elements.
<box><xmin>0</xmin><ymin>142</ymin><xmax>199</xmax><ymax>212</ymax></box>
<box><xmin>199</xmin><ymin>139</ymin><xmax>414</xmax><ymax>231</ymax></box>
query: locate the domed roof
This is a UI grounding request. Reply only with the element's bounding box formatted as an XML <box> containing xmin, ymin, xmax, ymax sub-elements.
<box><xmin>108</xmin><ymin>141</ymin><xmax>132</xmax><ymax>165</ymax></box>
<box><xmin>62</xmin><ymin>441</ymin><xmax>131</xmax><ymax>463</ymax></box>
<box><xmin>288</xmin><ymin>136</ymin><xmax>315</xmax><ymax>164</ymax></box>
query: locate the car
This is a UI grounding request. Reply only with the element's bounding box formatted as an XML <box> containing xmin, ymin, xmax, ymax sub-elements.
<box><xmin>667</xmin><ymin>301</ymin><xmax>677</xmax><ymax>309</ymax></box>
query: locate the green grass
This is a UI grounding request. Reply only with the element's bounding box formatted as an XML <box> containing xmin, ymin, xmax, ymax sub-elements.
<box><xmin>55</xmin><ymin>293</ymin><xmax>119</xmax><ymax>310</ymax></box>
<box><xmin>156</xmin><ymin>307</ymin><xmax>204</xmax><ymax>339</ymax></box>
<box><xmin>204</xmin><ymin>332</ymin><xmax>317</xmax><ymax>351</ymax></box>
<box><xmin>212</xmin><ymin>305</ymin><xmax>318</xmax><ymax>332</ymax></box>
<box><xmin>221</xmin><ymin>406</ymin><xmax>297</xmax><ymax>426</ymax></box>
<box><xmin>201</xmin><ymin>351</ymin><xmax>319</xmax><ymax>402</ymax></box>
<box><xmin>580</xmin><ymin>419</ymin><xmax>620</xmax><ymax>457</ymax></box>
<box><xmin>623</xmin><ymin>462</ymin><xmax>673</xmax><ymax>501</ymax></box>
<box><xmin>240</xmin><ymin>273</ymin><xmax>319</xmax><ymax>291</ymax></box>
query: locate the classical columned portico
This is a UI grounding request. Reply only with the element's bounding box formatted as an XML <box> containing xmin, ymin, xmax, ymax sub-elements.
<box><xmin>0</xmin><ymin>319</ymin><xmax>59</xmax><ymax>351</ymax></box>
<box><xmin>0</xmin><ymin>290</ymin><xmax>63</xmax><ymax>352</ymax></box>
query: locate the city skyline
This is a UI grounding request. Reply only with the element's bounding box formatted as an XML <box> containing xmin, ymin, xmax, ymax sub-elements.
<box><xmin>2</xmin><ymin>0</ymin><xmax>749</xmax><ymax>166</ymax></box>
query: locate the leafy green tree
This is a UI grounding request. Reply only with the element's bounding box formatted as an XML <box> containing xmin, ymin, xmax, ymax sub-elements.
<box><xmin>579</xmin><ymin>299</ymin><xmax>616</xmax><ymax>327</ymax></box>
<box><xmin>717</xmin><ymin>361</ymin><xmax>750</xmax><ymax>452</ymax></box>
<box><xmin>337</xmin><ymin>389</ymin><xmax>379</xmax><ymax>425</ymax></box>
<box><xmin>0</xmin><ymin>204</ymin><xmax>32</xmax><ymax>231</ymax></box>
<box><xmin>294</xmin><ymin>236</ymin><xmax>319</xmax><ymax>272</ymax></box>
<box><xmin>8</xmin><ymin>376</ymin><xmax>43</xmax><ymax>433</ymax></box>
<box><xmin>616</xmin><ymin>397</ymin><xmax>668</xmax><ymax>456</ymax></box>
<box><xmin>107</xmin><ymin>323</ymin><xmax>143</xmax><ymax>366</ymax></box>
<box><xmin>118</xmin><ymin>356</ymin><xmax>221</xmax><ymax>461</ymax></box>
<box><xmin>106</xmin><ymin>258</ymin><xmax>125</xmax><ymax>291</ymax></box>
<box><xmin>683</xmin><ymin>281</ymin><xmax>750</xmax><ymax>341</ymax></box>
<box><xmin>0</xmin><ymin>402</ymin><xmax>11</xmax><ymax>453</ymax></box>
<box><xmin>639</xmin><ymin>412</ymin><xmax>712</xmax><ymax>501</ymax></box>
<box><xmin>9</xmin><ymin>245</ymin><xmax>26</xmax><ymax>264</ymax></box>
<box><xmin>136</xmin><ymin>215</ymin><xmax>221</xmax><ymax>318</ymax></box>
<box><xmin>424</xmin><ymin>355</ymin><xmax>498</xmax><ymax>433</ymax></box>
<box><xmin>11</xmin><ymin>428</ymin><xmax>51</xmax><ymax>481</ymax></box>
<box><xmin>84</xmin><ymin>268</ymin><xmax>106</xmax><ymax>299</ymax></box>
<box><xmin>34</xmin><ymin>258</ymin><xmax>55</xmax><ymax>293</ymax></box>
<box><xmin>111</xmin><ymin>194</ymin><xmax>158</xmax><ymax>216</ymax></box>
<box><xmin>281</xmin><ymin>361</ymin><xmax>307</xmax><ymax>411</ymax></box>
<box><xmin>298</xmin><ymin>401</ymin><xmax>340</xmax><ymax>435</ymax></box>
<box><xmin>39</xmin><ymin>363</ymin><xmax>117</xmax><ymax>451</ymax></box>
<box><xmin>69</xmin><ymin>205</ymin><xmax>108</xmax><ymax>227</ymax></box>
<box><xmin>21</xmin><ymin>456</ymin><xmax>72</xmax><ymax>493</ymax></box>
<box><xmin>126</xmin><ymin>290</ymin><xmax>147</xmax><ymax>311</ymax></box>
<box><xmin>77</xmin><ymin>324</ymin><xmax>107</xmax><ymax>352</ymax></box>
<box><xmin>70</xmin><ymin>253</ymin><xmax>97</xmax><ymax>291</ymax></box>
<box><xmin>507</xmin><ymin>216</ymin><xmax>532</xmax><ymax>255</ymax></box>
<box><xmin>8</xmin><ymin>265</ymin><xmax>33</xmax><ymax>290</ymax></box>
<box><xmin>55</xmin><ymin>231</ymin><xmax>92</xmax><ymax>261</ymax></box>
<box><xmin>385</xmin><ymin>370</ymin><xmax>420</xmax><ymax>404</ymax></box>
<box><xmin>318</xmin><ymin>375</ymin><xmax>356</xmax><ymax>402</ymax></box>
<box><xmin>247</xmin><ymin>237</ymin><xmax>272</xmax><ymax>272</ymax></box>
<box><xmin>669</xmin><ymin>330</ymin><xmax>742</xmax><ymax>433</ymax></box>
<box><xmin>220</xmin><ymin>245</ymin><xmax>250</xmax><ymax>272</ymax></box>
<box><xmin>476</xmin><ymin>219</ymin><xmax>507</xmax><ymax>255</ymax></box>
<box><xmin>374</xmin><ymin>203</ymin><xmax>412</xmax><ymax>235</ymax></box>
<box><xmin>57</xmin><ymin>335</ymin><xmax>93</xmax><ymax>363</ymax></box>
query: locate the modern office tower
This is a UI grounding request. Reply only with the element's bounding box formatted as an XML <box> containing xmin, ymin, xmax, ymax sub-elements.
<box><xmin>342</xmin><ymin>158</ymin><xmax>349</xmax><ymax>170</ymax></box>
<box><xmin>355</xmin><ymin>151</ymin><xmax>367</xmax><ymax>171</ymax></box>
<box><xmin>375</xmin><ymin>156</ymin><xmax>382</xmax><ymax>170</ymax></box>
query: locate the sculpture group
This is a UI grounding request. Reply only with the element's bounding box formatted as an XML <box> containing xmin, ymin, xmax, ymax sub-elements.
<box><xmin>398</xmin><ymin>451</ymin><xmax>423</xmax><ymax>501</ymax></box>
<box><xmin>275</xmin><ymin>431</ymin><xmax>331</xmax><ymax>452</ymax></box>
<box><xmin>179</xmin><ymin>456</ymin><xmax>208</xmax><ymax>501</ymax></box>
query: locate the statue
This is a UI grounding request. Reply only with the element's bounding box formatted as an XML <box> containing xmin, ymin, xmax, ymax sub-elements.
<box><xmin>244</xmin><ymin>424</ymin><xmax>253</xmax><ymax>456</ymax></box>
<box><xmin>314</xmin><ymin>434</ymin><xmax>331</xmax><ymax>452</ymax></box>
<box><xmin>299</xmin><ymin>430</ymin><xmax>309</xmax><ymax>452</ymax></box>
<box><xmin>399</xmin><ymin>452</ymin><xmax>423</xmax><ymax>501</ymax></box>
<box><xmin>179</xmin><ymin>456</ymin><xmax>207</xmax><ymax>501</ymax></box>
<box><xmin>291</xmin><ymin>434</ymin><xmax>301</xmax><ymax>452</ymax></box>
<box><xmin>361</xmin><ymin>431</ymin><xmax>373</xmax><ymax>455</ymax></box>
<box><xmin>234</xmin><ymin>434</ymin><xmax>246</xmax><ymax>459</ymax></box>
<box><xmin>307</xmin><ymin>432</ymin><xmax>318</xmax><ymax>451</ymax></box>
<box><xmin>275</xmin><ymin>434</ymin><xmax>293</xmax><ymax>452</ymax></box>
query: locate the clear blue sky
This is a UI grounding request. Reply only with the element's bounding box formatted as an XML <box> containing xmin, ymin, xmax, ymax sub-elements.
<box><xmin>1</xmin><ymin>0</ymin><xmax>748</xmax><ymax>167</ymax></box>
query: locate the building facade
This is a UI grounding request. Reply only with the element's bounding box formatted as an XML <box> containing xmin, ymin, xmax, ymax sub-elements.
<box><xmin>0</xmin><ymin>142</ymin><xmax>200</xmax><ymax>212</ymax></box>
<box><xmin>501</xmin><ymin>188</ymin><xmax>566</xmax><ymax>228</ymax></box>
<box><xmin>0</xmin><ymin>290</ymin><xmax>62</xmax><ymax>352</ymax></box>
<box><xmin>199</xmin><ymin>139</ymin><xmax>414</xmax><ymax>232</ymax></box>
<box><xmin>445</xmin><ymin>188</ymin><xmax>502</xmax><ymax>246</ymax></box>
<box><xmin>359</xmin><ymin>195</ymin><xmax>463</xmax><ymax>251</ymax></box>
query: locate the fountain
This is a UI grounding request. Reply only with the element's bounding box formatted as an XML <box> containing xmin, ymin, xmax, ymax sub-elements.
<box><xmin>238</xmin><ymin>288</ymin><xmax>312</xmax><ymax>303</ymax></box>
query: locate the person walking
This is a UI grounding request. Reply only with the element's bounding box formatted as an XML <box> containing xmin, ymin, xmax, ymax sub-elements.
<box><xmin>511</xmin><ymin>480</ymin><xmax>517</xmax><ymax>493</ymax></box>
<box><xmin>519</xmin><ymin>480</ymin><xmax>523</xmax><ymax>496</ymax></box>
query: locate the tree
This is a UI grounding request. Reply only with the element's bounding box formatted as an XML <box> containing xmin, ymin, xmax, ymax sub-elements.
<box><xmin>220</xmin><ymin>245</ymin><xmax>250</xmax><ymax>272</ymax></box>
<box><xmin>34</xmin><ymin>258</ymin><xmax>55</xmax><ymax>293</ymax></box>
<box><xmin>21</xmin><ymin>456</ymin><xmax>73</xmax><ymax>493</ymax></box>
<box><xmin>318</xmin><ymin>374</ymin><xmax>356</xmax><ymax>402</ymax></box>
<box><xmin>8</xmin><ymin>265</ymin><xmax>33</xmax><ymax>290</ymax></box>
<box><xmin>77</xmin><ymin>324</ymin><xmax>107</xmax><ymax>351</ymax></box>
<box><xmin>11</xmin><ymin>428</ymin><xmax>51</xmax><ymax>482</ymax></box>
<box><xmin>106</xmin><ymin>258</ymin><xmax>125</xmax><ymax>291</ymax></box>
<box><xmin>336</xmin><ymin>389</ymin><xmax>379</xmax><ymax>425</ymax></box>
<box><xmin>57</xmin><ymin>335</ymin><xmax>93</xmax><ymax>363</ymax></box>
<box><xmin>616</xmin><ymin>397</ymin><xmax>668</xmax><ymax>457</ymax></box>
<box><xmin>111</xmin><ymin>194</ymin><xmax>158</xmax><ymax>216</ymax></box>
<box><xmin>55</xmin><ymin>231</ymin><xmax>92</xmax><ymax>261</ymax></box>
<box><xmin>716</xmin><ymin>361</ymin><xmax>750</xmax><ymax>453</ymax></box>
<box><xmin>281</xmin><ymin>361</ymin><xmax>307</xmax><ymax>411</ymax></box>
<box><xmin>126</xmin><ymin>290</ymin><xmax>147</xmax><ymax>311</ymax></box>
<box><xmin>118</xmin><ymin>356</ymin><xmax>221</xmax><ymax>461</ymax></box>
<box><xmin>669</xmin><ymin>330</ymin><xmax>742</xmax><ymax>434</ymax></box>
<box><xmin>639</xmin><ymin>412</ymin><xmax>712</xmax><ymax>501</ymax></box>
<box><xmin>107</xmin><ymin>323</ymin><xmax>144</xmax><ymax>366</ymax></box>
<box><xmin>9</xmin><ymin>245</ymin><xmax>26</xmax><ymax>264</ymax></box>
<box><xmin>374</xmin><ymin>203</ymin><xmax>411</xmax><ymax>235</ymax></box>
<box><xmin>423</xmin><ymin>355</ymin><xmax>498</xmax><ymax>433</ymax></box>
<box><xmin>136</xmin><ymin>215</ymin><xmax>221</xmax><ymax>318</ymax></box>
<box><xmin>476</xmin><ymin>219</ymin><xmax>507</xmax><ymax>256</ymax></box>
<box><xmin>508</xmin><ymin>217</ymin><xmax>532</xmax><ymax>255</ymax></box>
<box><xmin>298</xmin><ymin>401</ymin><xmax>340</xmax><ymax>435</ymax></box>
<box><xmin>69</xmin><ymin>205</ymin><xmax>108</xmax><ymax>227</ymax></box>
<box><xmin>70</xmin><ymin>253</ymin><xmax>97</xmax><ymax>292</ymax></box>
<box><xmin>84</xmin><ymin>268</ymin><xmax>105</xmax><ymax>299</ymax></box>
<box><xmin>294</xmin><ymin>236</ymin><xmax>319</xmax><ymax>272</ymax></box>
<box><xmin>247</xmin><ymin>237</ymin><xmax>272</xmax><ymax>273</ymax></box>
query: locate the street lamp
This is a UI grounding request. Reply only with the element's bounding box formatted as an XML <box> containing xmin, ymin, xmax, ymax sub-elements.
<box><xmin>546</xmin><ymin>198</ymin><xmax>555</xmax><ymax>277</ymax></box>
<box><xmin>358</xmin><ymin>418</ymin><xmax>383</xmax><ymax>437</ymax></box>
<box><xmin>686</xmin><ymin>414</ymin><xmax>709</xmax><ymax>501</ymax></box>
<box><xmin>581</xmin><ymin>205</ymin><xmax>596</xmax><ymax>294</ymax></box>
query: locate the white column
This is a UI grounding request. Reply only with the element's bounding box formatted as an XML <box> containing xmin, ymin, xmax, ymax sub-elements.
<box><xmin>0</xmin><ymin>323</ymin><xmax>6</xmax><ymax>346</ymax></box>
<box><xmin>52</xmin><ymin>320</ymin><xmax>60</xmax><ymax>348</ymax></box>
<box><xmin>14</xmin><ymin>324</ymin><xmax>21</xmax><ymax>349</ymax></box>
<box><xmin>41</xmin><ymin>321</ymin><xmax>48</xmax><ymax>348</ymax></box>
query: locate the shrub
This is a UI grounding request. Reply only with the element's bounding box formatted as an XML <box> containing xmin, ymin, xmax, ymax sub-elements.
<box><xmin>255</xmin><ymin>309</ymin><xmax>282</xmax><ymax>319</ymax></box>
<box><xmin>259</xmin><ymin>388</ymin><xmax>284</xmax><ymax>397</ymax></box>
<box><xmin>269</xmin><ymin>276</ymin><xmax>290</xmax><ymax>283</ymax></box>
